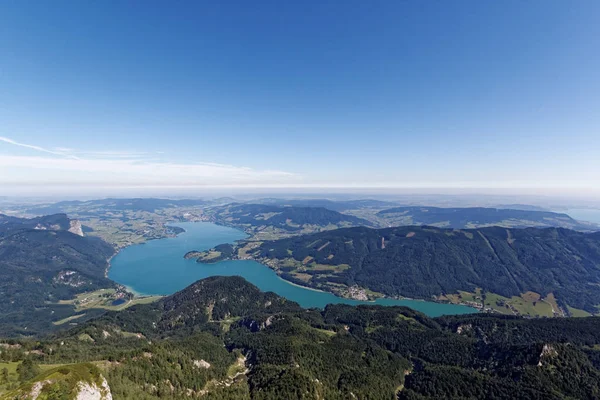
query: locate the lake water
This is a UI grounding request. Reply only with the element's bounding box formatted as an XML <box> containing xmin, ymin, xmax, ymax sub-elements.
<box><xmin>109</xmin><ymin>222</ymin><xmax>476</xmax><ymax>317</ymax></box>
<box><xmin>566</xmin><ymin>209</ymin><xmax>600</xmax><ymax>225</ymax></box>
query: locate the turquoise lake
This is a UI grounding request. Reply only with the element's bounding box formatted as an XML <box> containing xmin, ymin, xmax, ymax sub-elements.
<box><xmin>109</xmin><ymin>222</ymin><xmax>476</xmax><ymax>317</ymax></box>
<box><xmin>566</xmin><ymin>209</ymin><xmax>600</xmax><ymax>225</ymax></box>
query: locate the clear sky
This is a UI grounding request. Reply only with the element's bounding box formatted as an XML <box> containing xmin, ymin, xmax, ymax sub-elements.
<box><xmin>1</xmin><ymin>1</ymin><xmax>599</xmax><ymax>196</ymax></box>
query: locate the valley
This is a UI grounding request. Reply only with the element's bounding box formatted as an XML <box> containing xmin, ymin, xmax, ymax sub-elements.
<box><xmin>2</xmin><ymin>198</ymin><xmax>599</xmax><ymax>340</ymax></box>
<box><xmin>2</xmin><ymin>199</ymin><xmax>600</xmax><ymax>399</ymax></box>
<box><xmin>4</xmin><ymin>4</ymin><xmax>599</xmax><ymax>397</ymax></box>
<box><xmin>109</xmin><ymin>222</ymin><xmax>475</xmax><ymax>315</ymax></box>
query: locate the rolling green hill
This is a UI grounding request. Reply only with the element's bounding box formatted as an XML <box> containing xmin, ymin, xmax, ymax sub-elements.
<box><xmin>252</xmin><ymin>225</ymin><xmax>600</xmax><ymax>313</ymax></box>
<box><xmin>3</xmin><ymin>276</ymin><xmax>600</xmax><ymax>399</ymax></box>
<box><xmin>201</xmin><ymin>203</ymin><xmax>374</xmax><ymax>239</ymax></box>
<box><xmin>376</xmin><ymin>206</ymin><xmax>597</xmax><ymax>230</ymax></box>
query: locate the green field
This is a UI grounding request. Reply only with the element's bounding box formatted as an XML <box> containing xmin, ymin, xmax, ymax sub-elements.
<box><xmin>200</xmin><ymin>250</ymin><xmax>222</xmax><ymax>260</ymax></box>
<box><xmin>0</xmin><ymin>363</ymin><xmax>107</xmax><ymax>399</ymax></box>
<box><xmin>567</xmin><ymin>305</ymin><xmax>592</xmax><ymax>317</ymax></box>
<box><xmin>308</xmin><ymin>263</ymin><xmax>350</xmax><ymax>271</ymax></box>
<box><xmin>478</xmin><ymin>290</ymin><xmax>592</xmax><ymax>317</ymax></box>
<box><xmin>0</xmin><ymin>362</ymin><xmax>67</xmax><ymax>395</ymax></box>
<box><xmin>58</xmin><ymin>289</ymin><xmax>162</xmax><ymax>313</ymax></box>
<box><xmin>506</xmin><ymin>293</ymin><xmax>554</xmax><ymax>317</ymax></box>
<box><xmin>440</xmin><ymin>288</ymin><xmax>594</xmax><ymax>318</ymax></box>
<box><xmin>52</xmin><ymin>313</ymin><xmax>86</xmax><ymax>326</ymax></box>
<box><xmin>481</xmin><ymin>291</ymin><xmax>555</xmax><ymax>317</ymax></box>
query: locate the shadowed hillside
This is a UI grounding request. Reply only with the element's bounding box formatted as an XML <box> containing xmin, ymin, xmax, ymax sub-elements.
<box><xmin>3</xmin><ymin>276</ymin><xmax>600</xmax><ymax>399</ymax></box>
<box><xmin>0</xmin><ymin>214</ymin><xmax>116</xmax><ymax>336</ymax></box>
<box><xmin>253</xmin><ymin>225</ymin><xmax>600</xmax><ymax>313</ymax></box>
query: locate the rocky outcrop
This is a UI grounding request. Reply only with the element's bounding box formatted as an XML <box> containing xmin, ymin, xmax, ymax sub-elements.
<box><xmin>75</xmin><ymin>376</ymin><xmax>112</xmax><ymax>400</ymax></box>
<box><xmin>193</xmin><ymin>359</ymin><xmax>211</xmax><ymax>369</ymax></box>
<box><xmin>69</xmin><ymin>219</ymin><xmax>84</xmax><ymax>237</ymax></box>
<box><xmin>21</xmin><ymin>375</ymin><xmax>112</xmax><ymax>400</ymax></box>
<box><xmin>537</xmin><ymin>344</ymin><xmax>558</xmax><ymax>367</ymax></box>
<box><xmin>28</xmin><ymin>380</ymin><xmax>52</xmax><ymax>399</ymax></box>
<box><xmin>53</xmin><ymin>270</ymin><xmax>89</xmax><ymax>287</ymax></box>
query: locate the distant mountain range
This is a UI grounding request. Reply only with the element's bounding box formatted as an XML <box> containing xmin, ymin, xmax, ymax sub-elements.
<box><xmin>493</xmin><ymin>204</ymin><xmax>550</xmax><ymax>212</ymax></box>
<box><xmin>0</xmin><ymin>214</ymin><xmax>115</xmax><ymax>336</ymax></box>
<box><xmin>252</xmin><ymin>198</ymin><xmax>400</xmax><ymax>212</ymax></box>
<box><xmin>4</xmin><ymin>276</ymin><xmax>600</xmax><ymax>399</ymax></box>
<box><xmin>252</xmin><ymin>225</ymin><xmax>600</xmax><ymax>313</ymax></box>
<box><xmin>210</xmin><ymin>201</ymin><xmax>598</xmax><ymax>232</ymax></box>
<box><xmin>376</xmin><ymin>206</ymin><xmax>597</xmax><ymax>231</ymax></box>
<box><xmin>24</xmin><ymin>197</ymin><xmax>211</xmax><ymax>215</ymax></box>
<box><xmin>15</xmin><ymin>198</ymin><xmax>597</xmax><ymax>232</ymax></box>
<box><xmin>202</xmin><ymin>203</ymin><xmax>374</xmax><ymax>239</ymax></box>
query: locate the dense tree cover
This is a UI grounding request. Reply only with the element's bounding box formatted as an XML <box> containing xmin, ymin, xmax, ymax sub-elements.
<box><xmin>16</xmin><ymin>359</ymin><xmax>40</xmax><ymax>382</ymax></box>
<box><xmin>257</xmin><ymin>226</ymin><xmax>600</xmax><ymax>311</ymax></box>
<box><xmin>0</xmin><ymin>214</ymin><xmax>115</xmax><ymax>336</ymax></box>
<box><xmin>206</xmin><ymin>203</ymin><xmax>374</xmax><ymax>231</ymax></box>
<box><xmin>3</xmin><ymin>277</ymin><xmax>600</xmax><ymax>399</ymax></box>
<box><xmin>376</xmin><ymin>206</ymin><xmax>595</xmax><ymax>231</ymax></box>
<box><xmin>437</xmin><ymin>314</ymin><xmax>600</xmax><ymax>347</ymax></box>
<box><xmin>158</xmin><ymin>276</ymin><xmax>301</xmax><ymax>333</ymax></box>
<box><xmin>327</xmin><ymin>304</ymin><xmax>600</xmax><ymax>399</ymax></box>
<box><xmin>0</xmin><ymin>213</ymin><xmax>74</xmax><ymax>236</ymax></box>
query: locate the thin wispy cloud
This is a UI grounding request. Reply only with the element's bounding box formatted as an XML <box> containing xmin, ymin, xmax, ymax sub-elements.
<box><xmin>0</xmin><ymin>136</ymin><xmax>299</xmax><ymax>187</ymax></box>
<box><xmin>69</xmin><ymin>150</ymin><xmax>152</xmax><ymax>159</ymax></box>
<box><xmin>0</xmin><ymin>155</ymin><xmax>297</xmax><ymax>185</ymax></box>
<box><xmin>0</xmin><ymin>136</ymin><xmax>154</xmax><ymax>161</ymax></box>
<box><xmin>0</xmin><ymin>136</ymin><xmax>80</xmax><ymax>160</ymax></box>
<box><xmin>1</xmin><ymin>136</ymin><xmax>597</xmax><ymax>194</ymax></box>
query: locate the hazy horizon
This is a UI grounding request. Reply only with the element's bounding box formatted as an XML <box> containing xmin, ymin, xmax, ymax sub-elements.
<box><xmin>2</xmin><ymin>187</ymin><xmax>600</xmax><ymax>211</ymax></box>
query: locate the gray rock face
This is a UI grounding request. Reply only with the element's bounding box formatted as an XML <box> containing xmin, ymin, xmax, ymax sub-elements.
<box><xmin>25</xmin><ymin>376</ymin><xmax>112</xmax><ymax>400</ymax></box>
<box><xmin>69</xmin><ymin>219</ymin><xmax>84</xmax><ymax>236</ymax></box>
<box><xmin>75</xmin><ymin>376</ymin><xmax>113</xmax><ymax>400</ymax></box>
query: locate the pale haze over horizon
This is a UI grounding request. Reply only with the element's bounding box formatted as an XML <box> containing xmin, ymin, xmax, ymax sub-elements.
<box><xmin>1</xmin><ymin>1</ymin><xmax>599</xmax><ymax>197</ymax></box>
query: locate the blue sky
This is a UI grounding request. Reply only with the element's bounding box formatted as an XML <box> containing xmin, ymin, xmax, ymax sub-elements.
<box><xmin>1</xmin><ymin>1</ymin><xmax>599</xmax><ymax>195</ymax></box>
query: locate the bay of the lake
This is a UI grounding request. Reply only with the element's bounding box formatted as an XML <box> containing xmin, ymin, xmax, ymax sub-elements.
<box><xmin>108</xmin><ymin>222</ymin><xmax>476</xmax><ymax>317</ymax></box>
<box><xmin>566</xmin><ymin>209</ymin><xmax>600</xmax><ymax>225</ymax></box>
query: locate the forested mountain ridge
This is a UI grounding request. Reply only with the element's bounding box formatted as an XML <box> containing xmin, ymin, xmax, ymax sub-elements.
<box><xmin>376</xmin><ymin>206</ymin><xmax>597</xmax><ymax>231</ymax></box>
<box><xmin>252</xmin><ymin>198</ymin><xmax>400</xmax><ymax>212</ymax></box>
<box><xmin>3</xmin><ymin>276</ymin><xmax>600</xmax><ymax>399</ymax></box>
<box><xmin>0</xmin><ymin>213</ymin><xmax>78</xmax><ymax>236</ymax></box>
<box><xmin>252</xmin><ymin>225</ymin><xmax>600</xmax><ymax>313</ymax></box>
<box><xmin>0</xmin><ymin>214</ymin><xmax>116</xmax><ymax>337</ymax></box>
<box><xmin>200</xmin><ymin>203</ymin><xmax>374</xmax><ymax>240</ymax></box>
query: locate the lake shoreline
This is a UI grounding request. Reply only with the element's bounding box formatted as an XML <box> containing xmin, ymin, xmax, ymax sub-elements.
<box><xmin>108</xmin><ymin>221</ymin><xmax>477</xmax><ymax>316</ymax></box>
<box><xmin>105</xmin><ymin>223</ymin><xmax>189</xmax><ymax>296</ymax></box>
